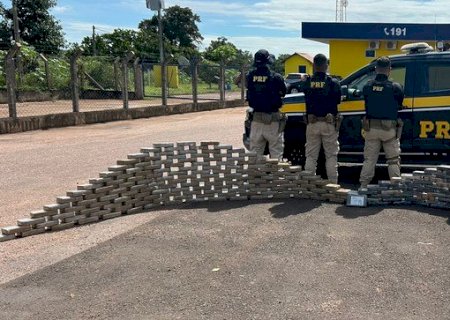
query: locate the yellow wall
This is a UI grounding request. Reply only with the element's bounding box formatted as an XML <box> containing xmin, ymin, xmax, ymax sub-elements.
<box><xmin>329</xmin><ymin>40</ymin><xmax>435</xmax><ymax>78</ymax></box>
<box><xmin>284</xmin><ymin>55</ymin><xmax>313</xmax><ymax>76</ymax></box>
<box><xmin>153</xmin><ymin>65</ymin><xmax>179</xmax><ymax>88</ymax></box>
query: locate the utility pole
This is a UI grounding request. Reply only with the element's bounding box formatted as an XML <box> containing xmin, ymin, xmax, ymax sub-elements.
<box><xmin>12</xmin><ymin>0</ymin><xmax>20</xmax><ymax>42</ymax></box>
<box><xmin>12</xmin><ymin>0</ymin><xmax>22</xmax><ymax>86</ymax></box>
<box><xmin>92</xmin><ymin>25</ymin><xmax>97</xmax><ymax>56</ymax></box>
<box><xmin>158</xmin><ymin>7</ymin><xmax>167</xmax><ymax>106</ymax></box>
<box><xmin>147</xmin><ymin>0</ymin><xmax>167</xmax><ymax>106</ymax></box>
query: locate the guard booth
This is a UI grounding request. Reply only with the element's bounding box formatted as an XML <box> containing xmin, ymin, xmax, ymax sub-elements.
<box><xmin>302</xmin><ymin>22</ymin><xmax>450</xmax><ymax>78</ymax></box>
<box><xmin>283</xmin><ymin>52</ymin><xmax>314</xmax><ymax>76</ymax></box>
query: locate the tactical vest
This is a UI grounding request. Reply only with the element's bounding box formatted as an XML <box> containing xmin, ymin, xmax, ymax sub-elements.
<box><xmin>365</xmin><ymin>79</ymin><xmax>398</xmax><ymax>120</ymax></box>
<box><xmin>305</xmin><ymin>75</ymin><xmax>337</xmax><ymax>117</ymax></box>
<box><xmin>247</xmin><ymin>68</ymin><xmax>282</xmax><ymax>113</ymax></box>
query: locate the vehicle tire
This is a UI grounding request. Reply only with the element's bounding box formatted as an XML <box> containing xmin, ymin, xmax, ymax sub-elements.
<box><xmin>284</xmin><ymin>141</ymin><xmax>305</xmax><ymax>166</ymax></box>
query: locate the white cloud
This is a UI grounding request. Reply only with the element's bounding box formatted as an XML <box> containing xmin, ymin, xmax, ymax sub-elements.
<box><xmin>165</xmin><ymin>0</ymin><xmax>450</xmax><ymax>30</ymax></box>
<box><xmin>200</xmin><ymin>34</ymin><xmax>329</xmax><ymax>58</ymax></box>
<box><xmin>61</xmin><ymin>0</ymin><xmax>450</xmax><ymax>53</ymax></box>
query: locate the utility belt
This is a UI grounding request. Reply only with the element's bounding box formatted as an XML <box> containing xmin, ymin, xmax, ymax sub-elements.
<box><xmin>307</xmin><ymin>113</ymin><xmax>336</xmax><ymax>124</ymax></box>
<box><xmin>362</xmin><ymin>117</ymin><xmax>404</xmax><ymax>138</ymax></box>
<box><xmin>253</xmin><ymin>112</ymin><xmax>284</xmax><ymax>124</ymax></box>
<box><xmin>307</xmin><ymin>113</ymin><xmax>342</xmax><ymax>132</ymax></box>
<box><xmin>252</xmin><ymin>111</ymin><xmax>287</xmax><ymax>133</ymax></box>
<box><xmin>363</xmin><ymin>118</ymin><xmax>397</xmax><ymax>130</ymax></box>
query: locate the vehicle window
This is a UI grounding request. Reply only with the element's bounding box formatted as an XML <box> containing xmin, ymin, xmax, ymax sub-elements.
<box><xmin>348</xmin><ymin>65</ymin><xmax>406</xmax><ymax>91</ymax></box>
<box><xmin>286</xmin><ymin>74</ymin><xmax>302</xmax><ymax>80</ymax></box>
<box><xmin>348</xmin><ymin>69</ymin><xmax>375</xmax><ymax>91</ymax></box>
<box><xmin>390</xmin><ymin>67</ymin><xmax>406</xmax><ymax>87</ymax></box>
<box><xmin>428</xmin><ymin>65</ymin><xmax>450</xmax><ymax>92</ymax></box>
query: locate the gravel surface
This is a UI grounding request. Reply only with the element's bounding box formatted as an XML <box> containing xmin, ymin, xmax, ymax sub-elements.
<box><xmin>0</xmin><ymin>105</ymin><xmax>449</xmax><ymax>319</ymax></box>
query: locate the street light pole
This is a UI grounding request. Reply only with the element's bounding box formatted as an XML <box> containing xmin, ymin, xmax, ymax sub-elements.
<box><xmin>158</xmin><ymin>8</ymin><xmax>167</xmax><ymax>106</ymax></box>
<box><xmin>147</xmin><ymin>0</ymin><xmax>167</xmax><ymax>106</ymax></box>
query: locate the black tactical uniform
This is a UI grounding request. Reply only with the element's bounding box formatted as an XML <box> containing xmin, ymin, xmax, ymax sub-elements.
<box><xmin>246</xmin><ymin>49</ymin><xmax>286</xmax><ymax>159</ymax></box>
<box><xmin>363</xmin><ymin>74</ymin><xmax>404</xmax><ymax>120</ymax></box>
<box><xmin>359</xmin><ymin>57</ymin><xmax>405</xmax><ymax>189</ymax></box>
<box><xmin>304</xmin><ymin>72</ymin><xmax>341</xmax><ymax>118</ymax></box>
<box><xmin>303</xmin><ymin>66</ymin><xmax>342</xmax><ymax>183</ymax></box>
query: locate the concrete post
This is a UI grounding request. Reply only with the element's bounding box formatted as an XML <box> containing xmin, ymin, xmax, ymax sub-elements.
<box><xmin>70</xmin><ymin>49</ymin><xmax>82</xmax><ymax>113</ymax></box>
<box><xmin>122</xmin><ymin>52</ymin><xmax>135</xmax><ymax>110</ymax></box>
<box><xmin>219</xmin><ymin>63</ymin><xmax>225</xmax><ymax>104</ymax></box>
<box><xmin>133</xmin><ymin>58</ymin><xmax>144</xmax><ymax>100</ymax></box>
<box><xmin>5</xmin><ymin>43</ymin><xmax>21</xmax><ymax>118</ymax></box>
<box><xmin>114</xmin><ymin>57</ymin><xmax>121</xmax><ymax>91</ymax></box>
<box><xmin>191</xmin><ymin>59</ymin><xmax>198</xmax><ymax>107</ymax></box>
<box><xmin>39</xmin><ymin>54</ymin><xmax>51</xmax><ymax>90</ymax></box>
<box><xmin>240</xmin><ymin>65</ymin><xmax>247</xmax><ymax>102</ymax></box>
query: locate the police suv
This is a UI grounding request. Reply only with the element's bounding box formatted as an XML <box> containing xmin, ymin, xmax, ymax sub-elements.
<box><xmin>244</xmin><ymin>43</ymin><xmax>450</xmax><ymax>166</ymax></box>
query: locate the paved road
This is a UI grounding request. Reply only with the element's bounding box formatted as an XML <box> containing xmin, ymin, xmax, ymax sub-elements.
<box><xmin>0</xmin><ymin>106</ymin><xmax>449</xmax><ymax>319</ymax></box>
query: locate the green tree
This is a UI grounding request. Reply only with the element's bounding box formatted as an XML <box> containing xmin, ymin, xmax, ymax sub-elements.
<box><xmin>198</xmin><ymin>60</ymin><xmax>220</xmax><ymax>89</ymax></box>
<box><xmin>139</xmin><ymin>5</ymin><xmax>202</xmax><ymax>49</ymax></box>
<box><xmin>0</xmin><ymin>0</ymin><xmax>65</xmax><ymax>54</ymax></box>
<box><xmin>203</xmin><ymin>37</ymin><xmax>252</xmax><ymax>67</ymax></box>
<box><xmin>138</xmin><ymin>5</ymin><xmax>202</xmax><ymax>61</ymax></box>
<box><xmin>272</xmin><ymin>54</ymin><xmax>290</xmax><ymax>75</ymax></box>
<box><xmin>80</xmin><ymin>29</ymin><xmax>140</xmax><ymax>57</ymax></box>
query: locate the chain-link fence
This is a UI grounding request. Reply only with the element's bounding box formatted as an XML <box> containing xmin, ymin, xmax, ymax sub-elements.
<box><xmin>1</xmin><ymin>46</ymin><xmax>247</xmax><ymax>120</ymax></box>
<box><xmin>0</xmin><ymin>52</ymin><xmax>7</xmax><ymax>119</ymax></box>
<box><xmin>78</xmin><ymin>56</ymin><xmax>124</xmax><ymax>112</ymax></box>
<box><xmin>14</xmin><ymin>54</ymin><xmax>72</xmax><ymax>117</ymax></box>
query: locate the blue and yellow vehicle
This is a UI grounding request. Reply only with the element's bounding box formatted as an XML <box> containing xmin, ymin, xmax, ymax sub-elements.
<box><xmin>245</xmin><ymin>43</ymin><xmax>450</xmax><ymax>166</ymax></box>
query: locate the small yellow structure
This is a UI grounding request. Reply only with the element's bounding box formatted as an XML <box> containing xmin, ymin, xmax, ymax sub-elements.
<box><xmin>283</xmin><ymin>52</ymin><xmax>314</xmax><ymax>76</ymax></box>
<box><xmin>153</xmin><ymin>65</ymin><xmax>179</xmax><ymax>88</ymax></box>
<box><xmin>302</xmin><ymin>22</ymin><xmax>450</xmax><ymax>78</ymax></box>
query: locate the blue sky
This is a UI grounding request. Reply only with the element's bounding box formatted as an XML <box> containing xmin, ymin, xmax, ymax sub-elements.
<box><xmin>2</xmin><ymin>0</ymin><xmax>447</xmax><ymax>57</ymax></box>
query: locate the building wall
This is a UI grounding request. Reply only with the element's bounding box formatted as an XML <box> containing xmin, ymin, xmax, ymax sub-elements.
<box><xmin>284</xmin><ymin>55</ymin><xmax>313</xmax><ymax>76</ymax></box>
<box><xmin>329</xmin><ymin>40</ymin><xmax>435</xmax><ymax>78</ymax></box>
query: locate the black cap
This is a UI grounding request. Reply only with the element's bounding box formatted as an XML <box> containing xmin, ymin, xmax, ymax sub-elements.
<box><xmin>313</xmin><ymin>53</ymin><xmax>328</xmax><ymax>67</ymax></box>
<box><xmin>376</xmin><ymin>56</ymin><xmax>391</xmax><ymax>68</ymax></box>
<box><xmin>254</xmin><ymin>49</ymin><xmax>272</xmax><ymax>65</ymax></box>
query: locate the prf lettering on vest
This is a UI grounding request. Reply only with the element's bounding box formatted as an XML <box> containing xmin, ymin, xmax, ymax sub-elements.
<box><xmin>311</xmin><ymin>81</ymin><xmax>325</xmax><ymax>88</ymax></box>
<box><xmin>372</xmin><ymin>86</ymin><xmax>384</xmax><ymax>92</ymax></box>
<box><xmin>419</xmin><ymin>120</ymin><xmax>450</xmax><ymax>139</ymax></box>
<box><xmin>253</xmin><ymin>76</ymin><xmax>268</xmax><ymax>83</ymax></box>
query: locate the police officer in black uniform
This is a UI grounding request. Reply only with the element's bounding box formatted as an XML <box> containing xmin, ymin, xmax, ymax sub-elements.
<box><xmin>303</xmin><ymin>54</ymin><xmax>342</xmax><ymax>183</ymax></box>
<box><xmin>246</xmin><ymin>49</ymin><xmax>287</xmax><ymax>160</ymax></box>
<box><xmin>359</xmin><ymin>56</ymin><xmax>404</xmax><ymax>189</ymax></box>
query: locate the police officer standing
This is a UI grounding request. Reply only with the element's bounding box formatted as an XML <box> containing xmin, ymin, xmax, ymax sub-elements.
<box><xmin>246</xmin><ymin>49</ymin><xmax>287</xmax><ymax>160</ymax></box>
<box><xmin>304</xmin><ymin>54</ymin><xmax>342</xmax><ymax>183</ymax></box>
<box><xmin>359</xmin><ymin>56</ymin><xmax>404</xmax><ymax>190</ymax></box>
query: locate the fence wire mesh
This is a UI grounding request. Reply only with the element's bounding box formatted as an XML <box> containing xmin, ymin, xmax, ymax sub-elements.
<box><xmin>1</xmin><ymin>54</ymin><xmax>246</xmax><ymax>120</ymax></box>
<box><xmin>15</xmin><ymin>55</ymin><xmax>72</xmax><ymax>117</ymax></box>
<box><xmin>78</xmin><ymin>56</ymin><xmax>125</xmax><ymax>112</ymax></box>
<box><xmin>224</xmin><ymin>65</ymin><xmax>244</xmax><ymax>101</ymax></box>
<box><xmin>0</xmin><ymin>53</ymin><xmax>7</xmax><ymax>119</ymax></box>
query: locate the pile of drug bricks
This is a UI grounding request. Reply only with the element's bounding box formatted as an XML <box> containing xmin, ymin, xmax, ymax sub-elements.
<box><xmin>0</xmin><ymin>141</ymin><xmax>349</xmax><ymax>242</ymax></box>
<box><xmin>359</xmin><ymin>165</ymin><xmax>450</xmax><ymax>209</ymax></box>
